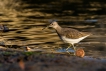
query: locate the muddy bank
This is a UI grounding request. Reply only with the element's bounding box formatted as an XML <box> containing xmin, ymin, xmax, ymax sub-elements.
<box><xmin>0</xmin><ymin>48</ymin><xmax>105</xmax><ymax>71</ymax></box>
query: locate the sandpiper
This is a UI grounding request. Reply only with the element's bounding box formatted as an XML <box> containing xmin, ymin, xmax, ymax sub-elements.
<box><xmin>42</xmin><ymin>21</ymin><xmax>91</xmax><ymax>51</ymax></box>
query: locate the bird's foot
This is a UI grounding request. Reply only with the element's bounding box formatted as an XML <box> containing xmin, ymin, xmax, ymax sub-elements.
<box><xmin>66</xmin><ymin>51</ymin><xmax>74</xmax><ymax>56</ymax></box>
<box><xmin>66</xmin><ymin>51</ymin><xmax>76</xmax><ymax>56</ymax></box>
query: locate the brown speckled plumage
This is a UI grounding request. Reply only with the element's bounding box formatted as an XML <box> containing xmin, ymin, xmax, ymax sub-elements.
<box><xmin>57</xmin><ymin>28</ymin><xmax>89</xmax><ymax>39</ymax></box>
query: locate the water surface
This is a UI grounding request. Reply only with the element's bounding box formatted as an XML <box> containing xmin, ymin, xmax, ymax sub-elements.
<box><xmin>0</xmin><ymin>0</ymin><xmax>106</xmax><ymax>58</ymax></box>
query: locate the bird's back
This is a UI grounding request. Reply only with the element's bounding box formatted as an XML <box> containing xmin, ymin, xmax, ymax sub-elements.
<box><xmin>58</xmin><ymin>28</ymin><xmax>90</xmax><ymax>39</ymax></box>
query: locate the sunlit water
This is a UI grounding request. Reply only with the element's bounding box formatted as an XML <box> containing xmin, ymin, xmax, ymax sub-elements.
<box><xmin>0</xmin><ymin>0</ymin><xmax>106</xmax><ymax>58</ymax></box>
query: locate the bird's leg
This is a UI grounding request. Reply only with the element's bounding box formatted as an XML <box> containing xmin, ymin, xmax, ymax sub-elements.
<box><xmin>66</xmin><ymin>44</ymin><xmax>77</xmax><ymax>56</ymax></box>
<box><xmin>72</xmin><ymin>44</ymin><xmax>76</xmax><ymax>55</ymax></box>
<box><xmin>72</xmin><ymin>44</ymin><xmax>76</xmax><ymax>50</ymax></box>
<box><xmin>66</xmin><ymin>44</ymin><xmax>72</xmax><ymax>50</ymax></box>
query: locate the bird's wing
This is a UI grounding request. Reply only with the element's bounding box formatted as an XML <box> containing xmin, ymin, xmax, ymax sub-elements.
<box><xmin>61</xmin><ymin>28</ymin><xmax>88</xmax><ymax>39</ymax></box>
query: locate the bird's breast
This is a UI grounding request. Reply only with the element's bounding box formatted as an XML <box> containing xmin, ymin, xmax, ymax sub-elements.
<box><xmin>61</xmin><ymin>35</ymin><xmax>89</xmax><ymax>44</ymax></box>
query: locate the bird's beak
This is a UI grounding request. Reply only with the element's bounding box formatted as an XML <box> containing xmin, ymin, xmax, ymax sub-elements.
<box><xmin>42</xmin><ymin>25</ymin><xmax>49</xmax><ymax>30</ymax></box>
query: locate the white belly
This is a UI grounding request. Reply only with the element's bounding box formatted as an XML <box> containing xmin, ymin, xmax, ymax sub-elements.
<box><xmin>61</xmin><ymin>35</ymin><xmax>89</xmax><ymax>44</ymax></box>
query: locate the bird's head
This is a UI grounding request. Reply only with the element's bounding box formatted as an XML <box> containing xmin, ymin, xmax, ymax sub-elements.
<box><xmin>48</xmin><ymin>21</ymin><xmax>58</xmax><ymax>29</ymax></box>
<box><xmin>42</xmin><ymin>20</ymin><xmax>59</xmax><ymax>30</ymax></box>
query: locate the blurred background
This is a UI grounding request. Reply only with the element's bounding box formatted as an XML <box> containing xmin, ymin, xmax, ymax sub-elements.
<box><xmin>0</xmin><ymin>0</ymin><xmax>106</xmax><ymax>57</ymax></box>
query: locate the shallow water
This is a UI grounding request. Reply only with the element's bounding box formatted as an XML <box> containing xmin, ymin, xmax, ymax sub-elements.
<box><xmin>0</xmin><ymin>0</ymin><xmax>106</xmax><ymax>58</ymax></box>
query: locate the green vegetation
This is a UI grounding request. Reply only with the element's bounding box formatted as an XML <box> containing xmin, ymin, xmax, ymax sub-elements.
<box><xmin>22</xmin><ymin>51</ymin><xmax>38</xmax><ymax>56</ymax></box>
<box><xmin>2</xmin><ymin>51</ymin><xmax>13</xmax><ymax>55</ymax></box>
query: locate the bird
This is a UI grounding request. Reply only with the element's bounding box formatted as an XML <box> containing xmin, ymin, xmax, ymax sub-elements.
<box><xmin>0</xmin><ymin>24</ymin><xmax>9</xmax><ymax>31</ymax></box>
<box><xmin>0</xmin><ymin>24</ymin><xmax>9</xmax><ymax>36</ymax></box>
<box><xmin>42</xmin><ymin>21</ymin><xmax>91</xmax><ymax>51</ymax></box>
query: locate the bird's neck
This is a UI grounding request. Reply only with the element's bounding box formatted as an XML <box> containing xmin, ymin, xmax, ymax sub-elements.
<box><xmin>55</xmin><ymin>25</ymin><xmax>62</xmax><ymax>34</ymax></box>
